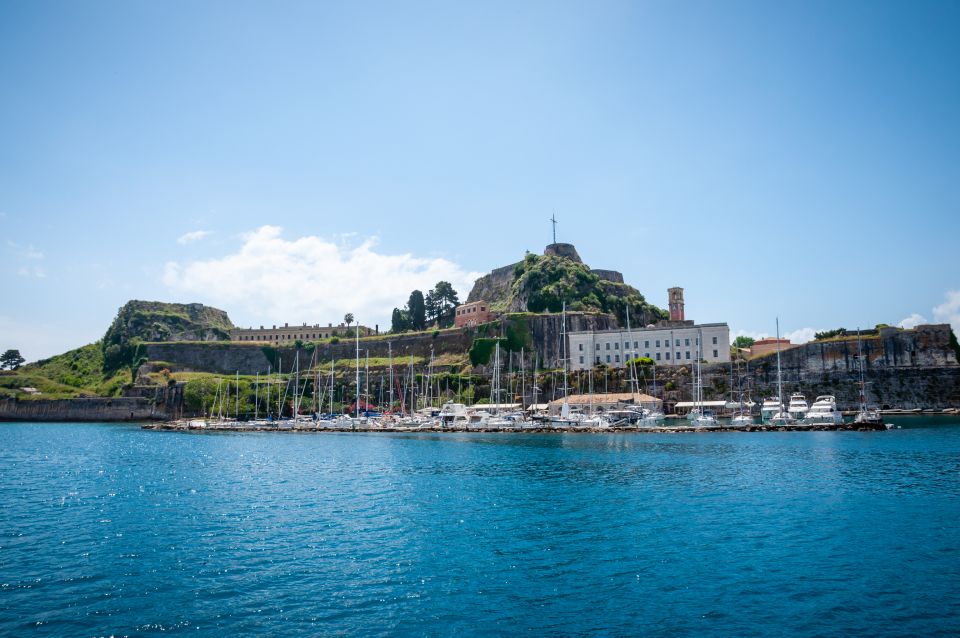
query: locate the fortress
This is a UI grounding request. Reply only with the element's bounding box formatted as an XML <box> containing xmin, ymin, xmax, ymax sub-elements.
<box><xmin>466</xmin><ymin>243</ymin><xmax>625</xmax><ymax>311</ymax></box>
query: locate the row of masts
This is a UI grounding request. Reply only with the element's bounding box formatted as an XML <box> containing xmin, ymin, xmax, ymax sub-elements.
<box><xmin>204</xmin><ymin>303</ymin><xmax>667</xmax><ymax>421</ymax></box>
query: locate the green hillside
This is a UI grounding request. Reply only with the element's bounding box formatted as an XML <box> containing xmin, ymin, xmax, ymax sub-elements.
<box><xmin>510</xmin><ymin>253</ymin><xmax>666</xmax><ymax>326</ymax></box>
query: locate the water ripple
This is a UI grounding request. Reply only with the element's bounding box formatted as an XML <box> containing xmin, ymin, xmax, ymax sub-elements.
<box><xmin>0</xmin><ymin>420</ymin><xmax>959</xmax><ymax>636</ymax></box>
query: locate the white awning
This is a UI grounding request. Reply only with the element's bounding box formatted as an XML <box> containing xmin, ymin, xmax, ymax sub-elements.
<box><xmin>674</xmin><ymin>401</ymin><xmax>728</xmax><ymax>408</ymax></box>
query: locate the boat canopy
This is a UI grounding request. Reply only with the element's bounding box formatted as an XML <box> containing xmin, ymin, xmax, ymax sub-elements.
<box><xmin>675</xmin><ymin>401</ymin><xmax>728</xmax><ymax>408</ymax></box>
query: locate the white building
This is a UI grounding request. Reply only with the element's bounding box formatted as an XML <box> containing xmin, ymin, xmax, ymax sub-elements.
<box><xmin>568</xmin><ymin>322</ymin><xmax>730</xmax><ymax>370</ymax></box>
<box><xmin>567</xmin><ymin>287</ymin><xmax>730</xmax><ymax>370</ymax></box>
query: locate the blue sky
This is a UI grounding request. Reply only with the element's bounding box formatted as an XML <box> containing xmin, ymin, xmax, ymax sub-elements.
<box><xmin>2</xmin><ymin>0</ymin><xmax>958</xmax><ymax>361</ymax></box>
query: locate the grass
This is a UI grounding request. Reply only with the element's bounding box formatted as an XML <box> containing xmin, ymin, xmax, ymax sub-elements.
<box><xmin>3</xmin><ymin>343</ymin><xmax>130</xmax><ymax>399</ymax></box>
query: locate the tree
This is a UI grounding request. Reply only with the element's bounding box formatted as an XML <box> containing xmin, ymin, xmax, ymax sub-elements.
<box><xmin>407</xmin><ymin>290</ymin><xmax>426</xmax><ymax>331</ymax></box>
<box><xmin>431</xmin><ymin>281</ymin><xmax>460</xmax><ymax>328</ymax></box>
<box><xmin>424</xmin><ymin>289</ymin><xmax>440</xmax><ymax>326</ymax></box>
<box><xmin>391</xmin><ymin>308</ymin><xmax>410</xmax><ymax>333</ymax></box>
<box><xmin>344</xmin><ymin>313</ymin><xmax>354</xmax><ymax>328</ymax></box>
<box><xmin>1</xmin><ymin>349</ymin><xmax>25</xmax><ymax>370</ymax></box>
<box><xmin>732</xmin><ymin>336</ymin><xmax>755</xmax><ymax>349</ymax></box>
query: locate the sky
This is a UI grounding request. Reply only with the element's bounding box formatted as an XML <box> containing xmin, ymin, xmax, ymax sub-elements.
<box><xmin>1</xmin><ymin>0</ymin><xmax>958</xmax><ymax>362</ymax></box>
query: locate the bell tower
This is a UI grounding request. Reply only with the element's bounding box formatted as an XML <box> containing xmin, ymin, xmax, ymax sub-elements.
<box><xmin>668</xmin><ymin>287</ymin><xmax>685</xmax><ymax>322</ymax></box>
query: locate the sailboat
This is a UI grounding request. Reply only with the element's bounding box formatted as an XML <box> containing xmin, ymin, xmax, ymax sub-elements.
<box><xmin>730</xmin><ymin>358</ymin><xmax>753</xmax><ymax>427</ymax></box>
<box><xmin>549</xmin><ymin>301</ymin><xmax>579</xmax><ymax>428</ymax></box>
<box><xmin>853</xmin><ymin>329</ymin><xmax>887</xmax><ymax>429</ymax></box>
<box><xmin>768</xmin><ymin>318</ymin><xmax>795</xmax><ymax>426</ymax></box>
<box><xmin>688</xmin><ymin>328</ymin><xmax>718</xmax><ymax>427</ymax></box>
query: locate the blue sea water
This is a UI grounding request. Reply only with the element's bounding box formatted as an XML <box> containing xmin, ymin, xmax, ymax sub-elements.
<box><xmin>1</xmin><ymin>419</ymin><xmax>959</xmax><ymax>636</ymax></box>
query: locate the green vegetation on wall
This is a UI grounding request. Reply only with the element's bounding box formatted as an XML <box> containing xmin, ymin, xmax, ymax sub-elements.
<box><xmin>469</xmin><ymin>338</ymin><xmax>506</xmax><ymax>366</ymax></box>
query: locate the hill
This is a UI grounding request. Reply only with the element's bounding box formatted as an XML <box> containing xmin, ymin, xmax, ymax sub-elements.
<box><xmin>101</xmin><ymin>300</ymin><xmax>233</xmax><ymax>371</ymax></box>
<box><xmin>1</xmin><ymin>301</ymin><xmax>235</xmax><ymax>400</ymax></box>
<box><xmin>467</xmin><ymin>243</ymin><xmax>666</xmax><ymax>327</ymax></box>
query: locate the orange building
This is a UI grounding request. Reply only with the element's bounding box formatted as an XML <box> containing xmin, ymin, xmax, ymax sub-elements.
<box><xmin>749</xmin><ymin>338</ymin><xmax>795</xmax><ymax>358</ymax></box>
<box><xmin>454</xmin><ymin>301</ymin><xmax>493</xmax><ymax>328</ymax></box>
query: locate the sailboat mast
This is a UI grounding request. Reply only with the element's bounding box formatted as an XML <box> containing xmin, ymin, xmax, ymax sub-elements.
<box><xmin>254</xmin><ymin>371</ymin><xmax>259</xmax><ymax>421</ymax></box>
<box><xmin>265</xmin><ymin>365</ymin><xmax>271</xmax><ymax>419</ymax></box>
<box><xmin>857</xmin><ymin>328</ymin><xmax>867</xmax><ymax>412</ymax></box>
<box><xmin>235</xmin><ymin>370</ymin><xmax>239</xmax><ymax>419</ymax></box>
<box><xmin>277</xmin><ymin>356</ymin><xmax>283</xmax><ymax>418</ymax></box>
<box><xmin>775</xmin><ymin>317</ymin><xmax>784</xmax><ymax>410</ymax></box>
<box><xmin>355</xmin><ymin>318</ymin><xmax>360</xmax><ymax>419</ymax></box>
<box><xmin>520</xmin><ymin>347</ymin><xmax>525</xmax><ymax>411</ymax></box>
<box><xmin>388</xmin><ymin>342</ymin><xmax>394</xmax><ymax>412</ymax></box>
<box><xmin>562</xmin><ymin>301</ymin><xmax>569</xmax><ymax>401</ymax></box>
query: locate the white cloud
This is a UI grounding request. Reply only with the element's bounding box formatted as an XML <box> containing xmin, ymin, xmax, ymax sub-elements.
<box><xmin>6</xmin><ymin>241</ymin><xmax>44</xmax><ymax>260</ymax></box>
<box><xmin>933</xmin><ymin>290</ymin><xmax>960</xmax><ymax>335</ymax></box>
<box><xmin>17</xmin><ymin>265</ymin><xmax>46</xmax><ymax>278</ymax></box>
<box><xmin>783</xmin><ymin>327</ymin><xmax>818</xmax><ymax>344</ymax></box>
<box><xmin>163</xmin><ymin>225</ymin><xmax>483</xmax><ymax>330</ymax></box>
<box><xmin>177</xmin><ymin>230</ymin><xmax>212</xmax><ymax>245</ymax></box>
<box><xmin>898</xmin><ymin>313</ymin><xmax>928</xmax><ymax>330</ymax></box>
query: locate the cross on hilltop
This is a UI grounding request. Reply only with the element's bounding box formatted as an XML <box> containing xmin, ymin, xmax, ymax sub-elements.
<box><xmin>550</xmin><ymin>212</ymin><xmax>557</xmax><ymax>244</ymax></box>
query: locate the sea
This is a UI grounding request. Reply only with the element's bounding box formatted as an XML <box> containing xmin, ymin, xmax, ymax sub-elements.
<box><xmin>2</xmin><ymin>417</ymin><xmax>959</xmax><ymax>636</ymax></box>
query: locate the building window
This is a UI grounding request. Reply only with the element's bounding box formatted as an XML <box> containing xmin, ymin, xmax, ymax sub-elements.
<box><xmin>656</xmin><ymin>353</ymin><xmax>661</xmax><ymax>361</ymax></box>
<box><xmin>644</xmin><ymin>340</ymin><xmax>650</xmax><ymax>348</ymax></box>
<box><xmin>606</xmin><ymin>343</ymin><xmax>610</xmax><ymax>350</ymax></box>
<box><xmin>579</xmin><ymin>356</ymin><xmax>584</xmax><ymax>364</ymax></box>
<box><xmin>713</xmin><ymin>349</ymin><xmax>719</xmax><ymax>358</ymax></box>
<box><xmin>578</xmin><ymin>343</ymin><xmax>583</xmax><ymax>351</ymax></box>
<box><xmin>606</xmin><ymin>355</ymin><xmax>611</xmax><ymax>363</ymax></box>
<box><xmin>656</xmin><ymin>340</ymin><xmax>660</xmax><ymax>347</ymax></box>
<box><xmin>712</xmin><ymin>336</ymin><xmax>718</xmax><ymax>345</ymax></box>
<box><xmin>645</xmin><ymin>353</ymin><xmax>650</xmax><ymax>358</ymax></box>
<box><xmin>675</xmin><ymin>339</ymin><xmax>680</xmax><ymax>346</ymax></box>
<box><xmin>624</xmin><ymin>342</ymin><xmax>630</xmax><ymax>350</ymax></box>
<box><xmin>686</xmin><ymin>351</ymin><xmax>691</xmax><ymax>359</ymax></box>
<box><xmin>665</xmin><ymin>352</ymin><xmax>670</xmax><ymax>360</ymax></box>
<box><xmin>615</xmin><ymin>354</ymin><xmax>620</xmax><ymax>363</ymax></box>
<box><xmin>596</xmin><ymin>343</ymin><xmax>600</xmax><ymax>351</ymax></box>
<box><xmin>685</xmin><ymin>338</ymin><xmax>690</xmax><ymax>346</ymax></box>
<box><xmin>614</xmin><ymin>343</ymin><xmax>619</xmax><ymax>350</ymax></box>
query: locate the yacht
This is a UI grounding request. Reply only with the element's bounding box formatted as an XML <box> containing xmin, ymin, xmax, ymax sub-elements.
<box><xmin>787</xmin><ymin>393</ymin><xmax>809</xmax><ymax>420</ymax></box>
<box><xmin>760</xmin><ymin>397</ymin><xmax>781</xmax><ymax>420</ymax></box>
<box><xmin>805</xmin><ymin>395</ymin><xmax>844</xmax><ymax>425</ymax></box>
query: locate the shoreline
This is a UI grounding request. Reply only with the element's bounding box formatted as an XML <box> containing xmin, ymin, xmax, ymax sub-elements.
<box><xmin>142</xmin><ymin>420</ymin><xmax>894</xmax><ymax>434</ymax></box>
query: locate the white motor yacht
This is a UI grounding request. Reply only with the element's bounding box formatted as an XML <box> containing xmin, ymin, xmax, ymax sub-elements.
<box><xmin>787</xmin><ymin>393</ymin><xmax>809</xmax><ymax>420</ymax></box>
<box><xmin>805</xmin><ymin>395</ymin><xmax>844</xmax><ymax>425</ymax></box>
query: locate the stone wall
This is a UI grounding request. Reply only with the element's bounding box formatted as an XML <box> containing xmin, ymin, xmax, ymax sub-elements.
<box><xmin>0</xmin><ymin>397</ymin><xmax>172</xmax><ymax>421</ymax></box>
<box><xmin>144</xmin><ymin>313</ymin><xmax>620</xmax><ymax>375</ymax></box>
<box><xmin>591</xmin><ymin>269</ymin><xmax>624</xmax><ymax>284</ymax></box>
<box><xmin>544</xmin><ymin>243</ymin><xmax>582</xmax><ymax>262</ymax></box>
<box><xmin>644</xmin><ymin>325</ymin><xmax>960</xmax><ymax>410</ymax></box>
<box><xmin>466</xmin><ymin>262</ymin><xmax>519</xmax><ymax>307</ymax></box>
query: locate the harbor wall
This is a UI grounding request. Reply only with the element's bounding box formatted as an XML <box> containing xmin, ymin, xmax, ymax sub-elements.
<box><xmin>0</xmin><ymin>397</ymin><xmax>173</xmax><ymax>422</ymax></box>
<box><xmin>144</xmin><ymin>313</ymin><xmax>618</xmax><ymax>375</ymax></box>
